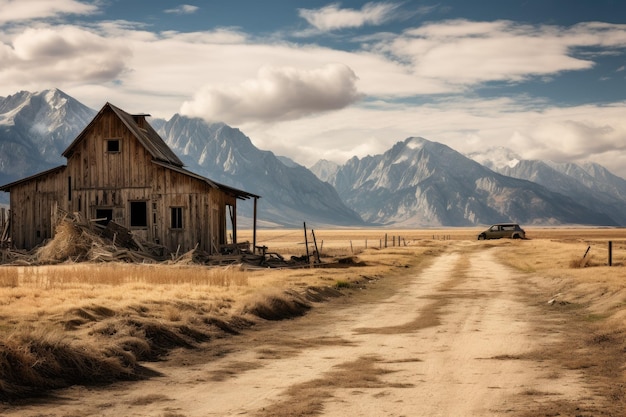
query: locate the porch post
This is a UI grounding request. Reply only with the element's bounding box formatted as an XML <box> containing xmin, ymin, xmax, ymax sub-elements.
<box><xmin>253</xmin><ymin>196</ymin><xmax>258</xmax><ymax>254</ymax></box>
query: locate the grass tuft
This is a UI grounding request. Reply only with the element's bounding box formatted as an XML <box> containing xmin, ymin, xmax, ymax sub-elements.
<box><xmin>0</xmin><ymin>328</ymin><xmax>135</xmax><ymax>401</ymax></box>
<box><xmin>243</xmin><ymin>290</ymin><xmax>311</xmax><ymax>321</ymax></box>
<box><xmin>334</xmin><ymin>280</ymin><xmax>351</xmax><ymax>289</ymax></box>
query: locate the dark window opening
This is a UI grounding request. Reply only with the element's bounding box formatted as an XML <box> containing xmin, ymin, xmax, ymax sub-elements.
<box><xmin>68</xmin><ymin>176</ymin><xmax>72</xmax><ymax>201</ymax></box>
<box><xmin>107</xmin><ymin>139</ymin><xmax>120</xmax><ymax>152</ymax></box>
<box><xmin>95</xmin><ymin>209</ymin><xmax>113</xmax><ymax>226</ymax></box>
<box><xmin>130</xmin><ymin>201</ymin><xmax>147</xmax><ymax>228</ymax></box>
<box><xmin>171</xmin><ymin>207</ymin><xmax>183</xmax><ymax>229</ymax></box>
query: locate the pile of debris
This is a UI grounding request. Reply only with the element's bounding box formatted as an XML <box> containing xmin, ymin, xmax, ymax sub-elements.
<box><xmin>0</xmin><ymin>215</ymin><xmax>348</xmax><ymax>268</ymax></box>
<box><xmin>0</xmin><ymin>214</ymin><xmax>306</xmax><ymax>268</ymax></box>
<box><xmin>0</xmin><ymin>216</ymin><xmax>169</xmax><ymax>266</ymax></box>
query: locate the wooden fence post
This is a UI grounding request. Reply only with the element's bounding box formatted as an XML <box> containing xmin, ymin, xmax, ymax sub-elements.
<box><xmin>303</xmin><ymin>222</ymin><xmax>310</xmax><ymax>263</ymax></box>
<box><xmin>608</xmin><ymin>241</ymin><xmax>613</xmax><ymax>266</ymax></box>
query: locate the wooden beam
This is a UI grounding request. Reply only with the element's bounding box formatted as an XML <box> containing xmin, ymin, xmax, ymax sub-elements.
<box><xmin>253</xmin><ymin>196</ymin><xmax>258</xmax><ymax>254</ymax></box>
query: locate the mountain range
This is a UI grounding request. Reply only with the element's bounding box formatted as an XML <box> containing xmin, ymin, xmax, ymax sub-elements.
<box><xmin>1</xmin><ymin>88</ymin><xmax>625</xmax><ymax>227</ymax></box>
<box><xmin>311</xmin><ymin>138</ymin><xmax>618</xmax><ymax>226</ymax></box>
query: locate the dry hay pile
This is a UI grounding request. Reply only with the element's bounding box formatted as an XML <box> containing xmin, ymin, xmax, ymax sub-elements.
<box><xmin>35</xmin><ymin>220</ymin><xmax>94</xmax><ymax>263</ymax></box>
<box><xmin>32</xmin><ymin>220</ymin><xmax>162</xmax><ymax>264</ymax></box>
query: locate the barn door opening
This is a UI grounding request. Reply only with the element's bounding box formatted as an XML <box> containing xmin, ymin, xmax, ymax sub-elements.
<box><xmin>129</xmin><ymin>201</ymin><xmax>147</xmax><ymax>228</ymax></box>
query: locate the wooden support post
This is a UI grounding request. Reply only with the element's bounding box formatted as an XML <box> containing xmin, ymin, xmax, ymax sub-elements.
<box><xmin>303</xmin><ymin>222</ymin><xmax>310</xmax><ymax>263</ymax></box>
<box><xmin>385</xmin><ymin>233</ymin><xmax>388</xmax><ymax>248</ymax></box>
<box><xmin>609</xmin><ymin>241</ymin><xmax>613</xmax><ymax>266</ymax></box>
<box><xmin>253</xmin><ymin>196</ymin><xmax>258</xmax><ymax>254</ymax></box>
<box><xmin>311</xmin><ymin>229</ymin><xmax>320</xmax><ymax>263</ymax></box>
<box><xmin>229</xmin><ymin>205</ymin><xmax>236</xmax><ymax>244</ymax></box>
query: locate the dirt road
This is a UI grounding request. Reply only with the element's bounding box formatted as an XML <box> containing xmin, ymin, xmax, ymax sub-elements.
<box><xmin>4</xmin><ymin>245</ymin><xmax>600</xmax><ymax>416</ymax></box>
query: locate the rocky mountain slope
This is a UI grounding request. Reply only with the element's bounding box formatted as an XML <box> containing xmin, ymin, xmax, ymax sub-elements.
<box><xmin>312</xmin><ymin>138</ymin><xmax>617</xmax><ymax>226</ymax></box>
<box><xmin>152</xmin><ymin>115</ymin><xmax>363</xmax><ymax>227</ymax></box>
<box><xmin>467</xmin><ymin>147</ymin><xmax>626</xmax><ymax>224</ymax></box>
<box><xmin>0</xmin><ymin>89</ymin><xmax>95</xmax><ymax>184</ymax></box>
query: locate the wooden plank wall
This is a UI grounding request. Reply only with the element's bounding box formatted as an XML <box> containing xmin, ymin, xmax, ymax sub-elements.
<box><xmin>9</xmin><ymin>170</ymin><xmax>66</xmax><ymax>249</ymax></box>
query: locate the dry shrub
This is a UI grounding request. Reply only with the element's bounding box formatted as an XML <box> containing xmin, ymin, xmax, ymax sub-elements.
<box><xmin>243</xmin><ymin>290</ymin><xmax>311</xmax><ymax>321</ymax></box>
<box><xmin>125</xmin><ymin>319</ymin><xmax>195</xmax><ymax>358</ymax></box>
<box><xmin>164</xmin><ymin>305</ymin><xmax>183</xmax><ymax>322</ymax></box>
<box><xmin>0</xmin><ymin>328</ymin><xmax>134</xmax><ymax>400</ymax></box>
<box><xmin>569</xmin><ymin>255</ymin><xmax>590</xmax><ymax>268</ymax></box>
<box><xmin>302</xmin><ymin>286</ymin><xmax>343</xmax><ymax>302</ymax></box>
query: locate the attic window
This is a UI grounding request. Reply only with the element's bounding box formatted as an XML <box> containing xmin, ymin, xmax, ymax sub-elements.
<box><xmin>107</xmin><ymin>139</ymin><xmax>120</xmax><ymax>153</ymax></box>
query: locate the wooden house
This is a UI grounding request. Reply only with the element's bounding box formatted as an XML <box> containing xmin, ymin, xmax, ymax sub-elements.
<box><xmin>0</xmin><ymin>102</ymin><xmax>259</xmax><ymax>255</ymax></box>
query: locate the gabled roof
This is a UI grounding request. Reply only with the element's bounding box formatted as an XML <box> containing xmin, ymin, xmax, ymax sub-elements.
<box><xmin>0</xmin><ymin>165</ymin><xmax>66</xmax><ymax>191</ymax></box>
<box><xmin>62</xmin><ymin>102</ymin><xmax>184</xmax><ymax>167</ymax></box>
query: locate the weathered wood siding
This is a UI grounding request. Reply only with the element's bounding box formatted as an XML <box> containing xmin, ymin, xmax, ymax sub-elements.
<box><xmin>9</xmin><ymin>170</ymin><xmax>66</xmax><ymax>249</ymax></box>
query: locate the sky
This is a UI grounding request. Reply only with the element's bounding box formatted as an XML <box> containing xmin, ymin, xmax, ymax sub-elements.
<box><xmin>1</xmin><ymin>1</ymin><xmax>626</xmax><ymax>177</ymax></box>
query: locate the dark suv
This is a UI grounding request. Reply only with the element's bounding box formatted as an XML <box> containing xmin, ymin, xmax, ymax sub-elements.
<box><xmin>477</xmin><ymin>223</ymin><xmax>525</xmax><ymax>240</ymax></box>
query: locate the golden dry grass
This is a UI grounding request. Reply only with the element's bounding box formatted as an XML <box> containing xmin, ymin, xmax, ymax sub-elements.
<box><xmin>0</xmin><ymin>230</ymin><xmax>443</xmax><ymax>400</ymax></box>
<box><xmin>1</xmin><ymin>227</ymin><xmax>626</xmax><ymax>402</ymax></box>
<box><xmin>492</xmin><ymin>234</ymin><xmax>626</xmax><ymax>321</ymax></box>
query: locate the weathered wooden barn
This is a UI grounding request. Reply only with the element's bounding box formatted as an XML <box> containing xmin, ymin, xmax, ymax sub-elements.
<box><xmin>0</xmin><ymin>102</ymin><xmax>259</xmax><ymax>255</ymax></box>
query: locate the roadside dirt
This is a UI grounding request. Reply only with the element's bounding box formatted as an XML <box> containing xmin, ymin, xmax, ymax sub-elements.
<box><xmin>2</xmin><ymin>244</ymin><xmax>622</xmax><ymax>416</ymax></box>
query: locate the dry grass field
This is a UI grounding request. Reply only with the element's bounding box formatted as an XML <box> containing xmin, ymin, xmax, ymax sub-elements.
<box><xmin>1</xmin><ymin>226</ymin><xmax>626</xmax><ymax>411</ymax></box>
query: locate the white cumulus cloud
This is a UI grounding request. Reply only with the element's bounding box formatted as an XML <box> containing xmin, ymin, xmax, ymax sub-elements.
<box><xmin>384</xmin><ymin>19</ymin><xmax>606</xmax><ymax>85</ymax></box>
<box><xmin>299</xmin><ymin>2</ymin><xmax>400</xmax><ymax>31</ymax></box>
<box><xmin>181</xmin><ymin>64</ymin><xmax>363</xmax><ymax>123</ymax></box>
<box><xmin>0</xmin><ymin>0</ymin><xmax>97</xmax><ymax>24</ymax></box>
<box><xmin>0</xmin><ymin>26</ymin><xmax>131</xmax><ymax>85</ymax></box>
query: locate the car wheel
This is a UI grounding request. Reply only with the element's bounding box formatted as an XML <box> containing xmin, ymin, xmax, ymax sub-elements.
<box><xmin>478</xmin><ymin>234</ymin><xmax>486</xmax><ymax>240</ymax></box>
